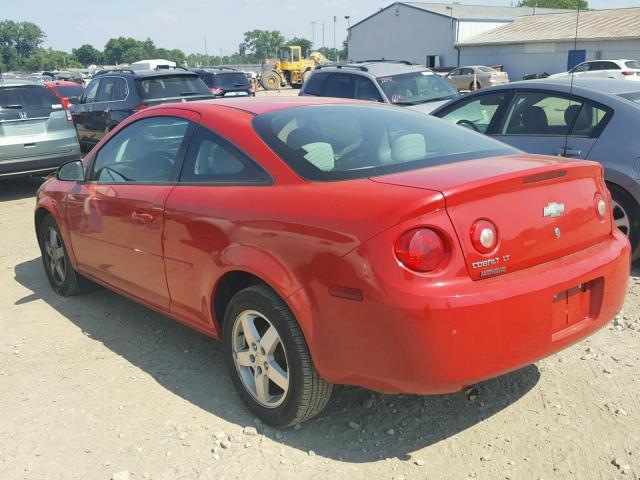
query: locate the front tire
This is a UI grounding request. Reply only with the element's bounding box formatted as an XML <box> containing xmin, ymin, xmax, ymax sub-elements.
<box><xmin>261</xmin><ymin>71</ymin><xmax>281</xmax><ymax>91</ymax></box>
<box><xmin>223</xmin><ymin>285</ymin><xmax>333</xmax><ymax>427</ymax></box>
<box><xmin>38</xmin><ymin>215</ymin><xmax>95</xmax><ymax>296</ymax></box>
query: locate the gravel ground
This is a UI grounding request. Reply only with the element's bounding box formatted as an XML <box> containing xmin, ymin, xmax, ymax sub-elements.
<box><xmin>1</xmin><ymin>176</ymin><xmax>639</xmax><ymax>480</ymax></box>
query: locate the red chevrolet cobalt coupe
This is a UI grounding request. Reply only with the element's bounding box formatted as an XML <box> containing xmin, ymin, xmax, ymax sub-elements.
<box><xmin>35</xmin><ymin>97</ymin><xmax>630</xmax><ymax>427</ymax></box>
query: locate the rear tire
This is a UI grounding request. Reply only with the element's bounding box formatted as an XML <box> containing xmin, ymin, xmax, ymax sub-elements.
<box><xmin>222</xmin><ymin>284</ymin><xmax>333</xmax><ymax>427</ymax></box>
<box><xmin>608</xmin><ymin>183</ymin><xmax>640</xmax><ymax>257</ymax></box>
<box><xmin>262</xmin><ymin>71</ymin><xmax>281</xmax><ymax>91</ymax></box>
<box><xmin>38</xmin><ymin>215</ymin><xmax>96</xmax><ymax>296</ymax></box>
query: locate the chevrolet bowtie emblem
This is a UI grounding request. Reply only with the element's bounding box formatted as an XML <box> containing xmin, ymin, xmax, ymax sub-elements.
<box><xmin>544</xmin><ymin>202</ymin><xmax>565</xmax><ymax>218</ymax></box>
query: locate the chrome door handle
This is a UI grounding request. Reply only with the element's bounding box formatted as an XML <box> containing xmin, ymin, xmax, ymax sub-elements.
<box><xmin>555</xmin><ymin>147</ymin><xmax>582</xmax><ymax>157</ymax></box>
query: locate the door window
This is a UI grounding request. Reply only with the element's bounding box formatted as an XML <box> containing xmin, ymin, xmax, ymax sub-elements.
<box><xmin>353</xmin><ymin>76</ymin><xmax>382</xmax><ymax>102</ymax></box>
<box><xmin>499</xmin><ymin>92</ymin><xmax>609</xmax><ymax>137</ymax></box>
<box><xmin>181</xmin><ymin>127</ymin><xmax>270</xmax><ymax>184</ymax></box>
<box><xmin>82</xmin><ymin>79</ymin><xmax>100</xmax><ymax>103</ymax></box>
<box><xmin>304</xmin><ymin>72</ymin><xmax>327</xmax><ymax>96</ymax></box>
<box><xmin>89</xmin><ymin>117</ymin><xmax>190</xmax><ymax>183</ymax></box>
<box><xmin>438</xmin><ymin>92</ymin><xmax>506</xmax><ymax>133</ymax></box>
<box><xmin>324</xmin><ymin>74</ymin><xmax>352</xmax><ymax>98</ymax></box>
<box><xmin>95</xmin><ymin>77</ymin><xmax>128</xmax><ymax>102</ymax></box>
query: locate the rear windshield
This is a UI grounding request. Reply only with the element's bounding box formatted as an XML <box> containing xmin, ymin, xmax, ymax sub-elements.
<box><xmin>376</xmin><ymin>71</ymin><xmax>458</xmax><ymax>105</ymax></box>
<box><xmin>0</xmin><ymin>85</ymin><xmax>59</xmax><ymax>110</ymax></box>
<box><xmin>618</xmin><ymin>92</ymin><xmax>640</xmax><ymax>104</ymax></box>
<box><xmin>252</xmin><ymin>104</ymin><xmax>518</xmax><ymax>182</ymax></box>
<box><xmin>211</xmin><ymin>72</ymin><xmax>249</xmax><ymax>88</ymax></box>
<box><xmin>137</xmin><ymin>75</ymin><xmax>210</xmax><ymax>99</ymax></box>
<box><xmin>50</xmin><ymin>84</ymin><xmax>84</xmax><ymax>98</ymax></box>
<box><xmin>478</xmin><ymin>66</ymin><xmax>496</xmax><ymax>72</ymax></box>
<box><xmin>625</xmin><ymin>61</ymin><xmax>640</xmax><ymax>69</ymax></box>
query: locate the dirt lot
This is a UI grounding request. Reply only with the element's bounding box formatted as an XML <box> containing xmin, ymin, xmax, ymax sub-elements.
<box><xmin>1</xmin><ymin>175</ymin><xmax>639</xmax><ymax>480</ymax></box>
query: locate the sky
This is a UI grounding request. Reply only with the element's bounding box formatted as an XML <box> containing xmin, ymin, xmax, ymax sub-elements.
<box><xmin>0</xmin><ymin>0</ymin><xmax>638</xmax><ymax>56</ymax></box>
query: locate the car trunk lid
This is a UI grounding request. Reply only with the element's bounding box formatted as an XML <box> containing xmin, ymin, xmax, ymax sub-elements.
<box><xmin>371</xmin><ymin>155</ymin><xmax>612</xmax><ymax>280</ymax></box>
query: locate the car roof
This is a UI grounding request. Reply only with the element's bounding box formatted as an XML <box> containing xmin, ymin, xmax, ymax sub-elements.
<box><xmin>0</xmin><ymin>78</ymin><xmax>40</xmax><ymax>87</ymax></box>
<box><xmin>95</xmin><ymin>69</ymin><xmax>198</xmax><ymax>78</ymax></box>
<box><xmin>513</xmin><ymin>77</ymin><xmax>640</xmax><ymax>95</ymax></box>
<box><xmin>318</xmin><ymin>61</ymin><xmax>432</xmax><ymax>77</ymax></box>
<box><xmin>191</xmin><ymin>67</ymin><xmax>239</xmax><ymax>74</ymax></box>
<box><xmin>153</xmin><ymin>96</ymin><xmax>366</xmax><ymax>116</ymax></box>
<box><xmin>44</xmin><ymin>80</ymin><xmax>83</xmax><ymax>87</ymax></box>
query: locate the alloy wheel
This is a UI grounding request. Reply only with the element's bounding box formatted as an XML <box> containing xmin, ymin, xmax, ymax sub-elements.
<box><xmin>231</xmin><ymin>310</ymin><xmax>290</xmax><ymax>408</ymax></box>
<box><xmin>44</xmin><ymin>227</ymin><xmax>66</xmax><ymax>285</ymax></box>
<box><xmin>612</xmin><ymin>199</ymin><xmax>630</xmax><ymax>236</ymax></box>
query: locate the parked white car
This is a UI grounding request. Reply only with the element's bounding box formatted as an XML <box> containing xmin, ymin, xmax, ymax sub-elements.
<box><xmin>550</xmin><ymin>59</ymin><xmax>640</xmax><ymax>81</ymax></box>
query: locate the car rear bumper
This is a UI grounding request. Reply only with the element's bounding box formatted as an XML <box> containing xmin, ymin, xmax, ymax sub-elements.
<box><xmin>0</xmin><ymin>149</ymin><xmax>81</xmax><ymax>178</ymax></box>
<box><xmin>300</xmin><ymin>229</ymin><xmax>630</xmax><ymax>394</ymax></box>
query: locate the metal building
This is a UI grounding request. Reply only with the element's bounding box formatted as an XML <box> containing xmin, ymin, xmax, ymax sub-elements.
<box><xmin>457</xmin><ymin>8</ymin><xmax>640</xmax><ymax>80</ymax></box>
<box><xmin>347</xmin><ymin>2</ymin><xmax>569</xmax><ymax>68</ymax></box>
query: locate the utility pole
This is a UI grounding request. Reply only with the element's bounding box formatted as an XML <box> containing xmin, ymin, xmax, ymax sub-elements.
<box><xmin>204</xmin><ymin>36</ymin><xmax>208</xmax><ymax>62</ymax></box>
<box><xmin>322</xmin><ymin>22</ymin><xmax>325</xmax><ymax>50</ymax></box>
<box><xmin>333</xmin><ymin>16</ymin><xmax>337</xmax><ymax>62</ymax></box>
<box><xmin>311</xmin><ymin>21</ymin><xmax>317</xmax><ymax>50</ymax></box>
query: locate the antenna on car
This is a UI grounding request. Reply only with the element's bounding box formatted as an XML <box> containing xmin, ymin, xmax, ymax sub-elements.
<box><xmin>563</xmin><ymin>3</ymin><xmax>581</xmax><ymax>157</ymax></box>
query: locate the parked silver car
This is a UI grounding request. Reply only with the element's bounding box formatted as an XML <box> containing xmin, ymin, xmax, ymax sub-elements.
<box><xmin>432</xmin><ymin>78</ymin><xmax>640</xmax><ymax>256</ymax></box>
<box><xmin>0</xmin><ymin>79</ymin><xmax>80</xmax><ymax>178</ymax></box>
<box><xmin>445</xmin><ymin>66</ymin><xmax>509</xmax><ymax>91</ymax></box>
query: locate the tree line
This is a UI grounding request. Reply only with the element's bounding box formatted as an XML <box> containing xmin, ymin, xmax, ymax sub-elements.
<box><xmin>0</xmin><ymin>20</ymin><xmax>347</xmax><ymax>73</ymax></box>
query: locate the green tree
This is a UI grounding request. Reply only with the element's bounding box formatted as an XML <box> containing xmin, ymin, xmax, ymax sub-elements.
<box><xmin>72</xmin><ymin>44</ymin><xmax>102</xmax><ymax>65</ymax></box>
<box><xmin>103</xmin><ymin>37</ymin><xmax>140</xmax><ymax>64</ymax></box>
<box><xmin>0</xmin><ymin>19</ymin><xmax>45</xmax><ymax>70</ymax></box>
<box><xmin>518</xmin><ymin>0</ymin><xmax>588</xmax><ymax>9</ymax></box>
<box><xmin>285</xmin><ymin>37</ymin><xmax>313</xmax><ymax>57</ymax></box>
<box><xmin>239</xmin><ymin>29</ymin><xmax>285</xmax><ymax>62</ymax></box>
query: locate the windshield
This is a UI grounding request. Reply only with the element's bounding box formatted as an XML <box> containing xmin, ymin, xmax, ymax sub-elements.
<box><xmin>252</xmin><ymin>104</ymin><xmax>518</xmax><ymax>182</ymax></box>
<box><xmin>50</xmin><ymin>84</ymin><xmax>84</xmax><ymax>98</ymax></box>
<box><xmin>376</xmin><ymin>72</ymin><xmax>458</xmax><ymax>105</ymax></box>
<box><xmin>618</xmin><ymin>92</ymin><xmax>640</xmax><ymax>104</ymax></box>
<box><xmin>137</xmin><ymin>75</ymin><xmax>210</xmax><ymax>99</ymax></box>
<box><xmin>0</xmin><ymin>85</ymin><xmax>59</xmax><ymax>109</ymax></box>
<box><xmin>212</xmin><ymin>72</ymin><xmax>249</xmax><ymax>88</ymax></box>
<box><xmin>478</xmin><ymin>66</ymin><xmax>496</xmax><ymax>73</ymax></box>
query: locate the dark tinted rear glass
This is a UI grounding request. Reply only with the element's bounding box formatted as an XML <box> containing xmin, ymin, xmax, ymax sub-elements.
<box><xmin>137</xmin><ymin>75</ymin><xmax>210</xmax><ymax>99</ymax></box>
<box><xmin>618</xmin><ymin>92</ymin><xmax>640</xmax><ymax>104</ymax></box>
<box><xmin>253</xmin><ymin>104</ymin><xmax>518</xmax><ymax>182</ymax></box>
<box><xmin>50</xmin><ymin>84</ymin><xmax>84</xmax><ymax>98</ymax></box>
<box><xmin>0</xmin><ymin>85</ymin><xmax>59</xmax><ymax>110</ymax></box>
<box><xmin>625</xmin><ymin>61</ymin><xmax>640</xmax><ymax>69</ymax></box>
<box><xmin>304</xmin><ymin>72</ymin><xmax>328</xmax><ymax>96</ymax></box>
<box><xmin>211</xmin><ymin>72</ymin><xmax>249</xmax><ymax>88</ymax></box>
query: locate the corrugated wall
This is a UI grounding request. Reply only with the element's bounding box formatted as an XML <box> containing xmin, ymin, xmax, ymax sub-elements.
<box><xmin>348</xmin><ymin>4</ymin><xmax>458</xmax><ymax>66</ymax></box>
<box><xmin>459</xmin><ymin>39</ymin><xmax>640</xmax><ymax>80</ymax></box>
<box><xmin>457</xmin><ymin>21</ymin><xmax>511</xmax><ymax>42</ymax></box>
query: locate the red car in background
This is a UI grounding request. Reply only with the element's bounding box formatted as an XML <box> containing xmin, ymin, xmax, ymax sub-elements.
<box><xmin>44</xmin><ymin>80</ymin><xmax>84</xmax><ymax>112</ymax></box>
<box><xmin>34</xmin><ymin>97</ymin><xmax>630</xmax><ymax>427</ymax></box>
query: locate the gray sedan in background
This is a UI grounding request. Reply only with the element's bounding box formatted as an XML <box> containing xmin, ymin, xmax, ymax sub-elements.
<box><xmin>432</xmin><ymin>78</ymin><xmax>640</xmax><ymax>256</ymax></box>
<box><xmin>444</xmin><ymin>66</ymin><xmax>509</xmax><ymax>92</ymax></box>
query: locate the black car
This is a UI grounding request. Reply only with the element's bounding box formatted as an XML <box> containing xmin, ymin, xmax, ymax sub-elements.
<box><xmin>190</xmin><ymin>68</ymin><xmax>255</xmax><ymax>98</ymax></box>
<box><xmin>71</xmin><ymin>69</ymin><xmax>213</xmax><ymax>152</ymax></box>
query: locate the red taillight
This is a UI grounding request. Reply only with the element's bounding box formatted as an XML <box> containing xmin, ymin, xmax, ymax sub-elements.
<box><xmin>210</xmin><ymin>87</ymin><xmax>224</xmax><ymax>95</ymax></box>
<box><xmin>470</xmin><ymin>220</ymin><xmax>498</xmax><ymax>254</ymax></box>
<box><xmin>133</xmin><ymin>103</ymin><xmax>148</xmax><ymax>113</ymax></box>
<box><xmin>594</xmin><ymin>192</ymin><xmax>607</xmax><ymax>220</ymax></box>
<box><xmin>394</xmin><ymin>228</ymin><xmax>447</xmax><ymax>272</ymax></box>
<box><xmin>622</xmin><ymin>71</ymin><xmax>635</xmax><ymax>76</ymax></box>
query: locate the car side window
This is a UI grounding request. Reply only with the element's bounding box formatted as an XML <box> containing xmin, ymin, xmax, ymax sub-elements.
<box><xmin>353</xmin><ymin>76</ymin><xmax>382</xmax><ymax>102</ymax></box>
<box><xmin>181</xmin><ymin>127</ymin><xmax>270</xmax><ymax>184</ymax></box>
<box><xmin>304</xmin><ymin>72</ymin><xmax>327</xmax><ymax>96</ymax></box>
<box><xmin>95</xmin><ymin>77</ymin><xmax>120</xmax><ymax>102</ymax></box>
<box><xmin>324</xmin><ymin>73</ymin><xmax>352</xmax><ymax>98</ymax></box>
<box><xmin>449</xmin><ymin>69</ymin><xmax>460</xmax><ymax>76</ymax></box>
<box><xmin>89</xmin><ymin>116</ymin><xmax>190</xmax><ymax>183</ymax></box>
<box><xmin>438</xmin><ymin>92</ymin><xmax>506</xmax><ymax>134</ymax></box>
<box><xmin>82</xmin><ymin>79</ymin><xmax>100</xmax><ymax>103</ymax></box>
<box><xmin>605</xmin><ymin>61</ymin><xmax>620</xmax><ymax>70</ymax></box>
<box><xmin>499</xmin><ymin>92</ymin><xmax>609</xmax><ymax>137</ymax></box>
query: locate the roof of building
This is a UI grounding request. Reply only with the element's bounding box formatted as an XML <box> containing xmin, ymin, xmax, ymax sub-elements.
<box><xmin>457</xmin><ymin>7</ymin><xmax>640</xmax><ymax>46</ymax></box>
<box><xmin>350</xmin><ymin>2</ymin><xmax>571</xmax><ymax>30</ymax></box>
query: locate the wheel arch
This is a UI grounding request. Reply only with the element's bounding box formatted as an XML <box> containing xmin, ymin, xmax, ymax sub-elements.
<box><xmin>34</xmin><ymin>202</ymin><xmax>79</xmax><ymax>268</ymax></box>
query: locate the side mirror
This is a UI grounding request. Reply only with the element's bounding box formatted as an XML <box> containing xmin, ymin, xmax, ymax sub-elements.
<box><xmin>68</xmin><ymin>96</ymin><xmax>80</xmax><ymax>105</ymax></box>
<box><xmin>57</xmin><ymin>160</ymin><xmax>85</xmax><ymax>182</ymax></box>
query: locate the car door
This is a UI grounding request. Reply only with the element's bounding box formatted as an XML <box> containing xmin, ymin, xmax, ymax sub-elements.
<box><xmin>445</xmin><ymin>69</ymin><xmax>461</xmax><ymax>90</ymax></box>
<box><xmin>491</xmin><ymin>90</ymin><xmax>611</xmax><ymax>159</ymax></box>
<box><xmin>72</xmin><ymin>77</ymin><xmax>100</xmax><ymax>149</ymax></box>
<box><xmin>163</xmin><ymin>125</ymin><xmax>272</xmax><ymax>328</ymax></box>
<box><xmin>66</xmin><ymin>111</ymin><xmax>198</xmax><ymax>309</ymax></box>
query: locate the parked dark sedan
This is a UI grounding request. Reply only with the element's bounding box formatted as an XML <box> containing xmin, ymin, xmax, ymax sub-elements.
<box><xmin>433</xmin><ymin>78</ymin><xmax>640</xmax><ymax>256</ymax></box>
